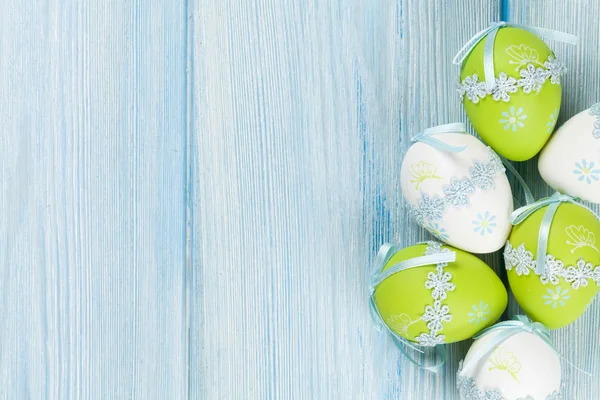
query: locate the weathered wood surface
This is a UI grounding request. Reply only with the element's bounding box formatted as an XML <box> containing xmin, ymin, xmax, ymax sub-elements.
<box><xmin>2</xmin><ymin>0</ymin><xmax>599</xmax><ymax>398</ymax></box>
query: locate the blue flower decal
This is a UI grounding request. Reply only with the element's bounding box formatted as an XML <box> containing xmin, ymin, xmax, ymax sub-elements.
<box><xmin>500</xmin><ymin>106</ymin><xmax>527</xmax><ymax>132</ymax></box>
<box><xmin>472</xmin><ymin>212</ymin><xmax>497</xmax><ymax>236</ymax></box>
<box><xmin>425</xmin><ymin>222</ymin><xmax>449</xmax><ymax>242</ymax></box>
<box><xmin>468</xmin><ymin>301</ymin><xmax>490</xmax><ymax>324</ymax></box>
<box><xmin>542</xmin><ymin>286</ymin><xmax>570</xmax><ymax>309</ymax></box>
<box><xmin>574</xmin><ymin>160</ymin><xmax>600</xmax><ymax>184</ymax></box>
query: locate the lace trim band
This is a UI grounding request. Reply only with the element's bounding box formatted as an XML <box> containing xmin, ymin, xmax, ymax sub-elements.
<box><xmin>504</xmin><ymin>241</ymin><xmax>600</xmax><ymax>289</ymax></box>
<box><xmin>589</xmin><ymin>103</ymin><xmax>600</xmax><ymax>138</ymax></box>
<box><xmin>458</xmin><ymin>57</ymin><xmax>566</xmax><ymax>104</ymax></box>
<box><xmin>407</xmin><ymin>147</ymin><xmax>505</xmax><ymax>225</ymax></box>
<box><xmin>457</xmin><ymin>360</ymin><xmax>562</xmax><ymax>400</ymax></box>
<box><xmin>413</xmin><ymin>242</ymin><xmax>456</xmax><ymax>346</ymax></box>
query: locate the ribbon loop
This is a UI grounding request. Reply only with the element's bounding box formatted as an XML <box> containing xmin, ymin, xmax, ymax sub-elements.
<box><xmin>410</xmin><ymin>122</ymin><xmax>468</xmax><ymax>153</ymax></box>
<box><xmin>454</xmin><ymin>21</ymin><xmax>577</xmax><ymax>90</ymax></box>
<box><xmin>500</xmin><ymin>157</ymin><xmax>534</xmax><ymax>205</ymax></box>
<box><xmin>369</xmin><ymin>242</ymin><xmax>456</xmax><ymax>373</ymax></box>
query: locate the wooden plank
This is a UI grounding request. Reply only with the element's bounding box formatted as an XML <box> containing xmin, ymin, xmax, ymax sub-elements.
<box><xmin>505</xmin><ymin>2</ymin><xmax>600</xmax><ymax>398</ymax></box>
<box><xmin>191</xmin><ymin>0</ymin><xmax>499</xmax><ymax>398</ymax></box>
<box><xmin>0</xmin><ymin>1</ymin><xmax>189</xmax><ymax>398</ymax></box>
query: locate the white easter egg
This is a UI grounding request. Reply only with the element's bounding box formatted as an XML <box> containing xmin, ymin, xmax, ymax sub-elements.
<box><xmin>400</xmin><ymin>133</ymin><xmax>514</xmax><ymax>253</ymax></box>
<box><xmin>457</xmin><ymin>330</ymin><xmax>561</xmax><ymax>400</ymax></box>
<box><xmin>539</xmin><ymin>104</ymin><xmax>600</xmax><ymax>204</ymax></box>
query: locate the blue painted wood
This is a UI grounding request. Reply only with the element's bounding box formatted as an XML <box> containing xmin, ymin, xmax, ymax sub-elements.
<box><xmin>3</xmin><ymin>0</ymin><xmax>599</xmax><ymax>398</ymax></box>
<box><xmin>0</xmin><ymin>1</ymin><xmax>190</xmax><ymax>398</ymax></box>
<box><xmin>191</xmin><ymin>0</ymin><xmax>500</xmax><ymax>398</ymax></box>
<box><xmin>504</xmin><ymin>2</ymin><xmax>600</xmax><ymax>398</ymax></box>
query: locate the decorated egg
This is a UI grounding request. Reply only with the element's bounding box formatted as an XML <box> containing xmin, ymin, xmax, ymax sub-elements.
<box><xmin>458</xmin><ymin>26</ymin><xmax>567</xmax><ymax>161</ymax></box>
<box><xmin>505</xmin><ymin>200</ymin><xmax>600</xmax><ymax>329</ymax></box>
<box><xmin>539</xmin><ymin>103</ymin><xmax>600</xmax><ymax>204</ymax></box>
<box><xmin>401</xmin><ymin>130</ymin><xmax>513</xmax><ymax>253</ymax></box>
<box><xmin>372</xmin><ymin>241</ymin><xmax>507</xmax><ymax>346</ymax></box>
<box><xmin>457</xmin><ymin>325</ymin><xmax>561</xmax><ymax>399</ymax></box>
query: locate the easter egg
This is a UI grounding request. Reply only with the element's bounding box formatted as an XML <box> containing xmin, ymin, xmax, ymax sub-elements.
<box><xmin>505</xmin><ymin>203</ymin><xmax>600</xmax><ymax>329</ymax></box>
<box><xmin>373</xmin><ymin>241</ymin><xmax>507</xmax><ymax>346</ymax></box>
<box><xmin>459</xmin><ymin>27</ymin><xmax>564</xmax><ymax>161</ymax></box>
<box><xmin>401</xmin><ymin>133</ymin><xmax>513</xmax><ymax>253</ymax></box>
<box><xmin>539</xmin><ymin>104</ymin><xmax>600</xmax><ymax>204</ymax></box>
<box><xmin>457</xmin><ymin>330</ymin><xmax>561</xmax><ymax>399</ymax></box>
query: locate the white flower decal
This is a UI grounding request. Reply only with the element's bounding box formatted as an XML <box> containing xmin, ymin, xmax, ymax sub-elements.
<box><xmin>500</xmin><ymin>106</ymin><xmax>527</xmax><ymax>132</ymax></box>
<box><xmin>542</xmin><ymin>286</ymin><xmax>571</xmax><ymax>308</ymax></box>
<box><xmin>565</xmin><ymin>224</ymin><xmax>600</xmax><ymax>254</ymax></box>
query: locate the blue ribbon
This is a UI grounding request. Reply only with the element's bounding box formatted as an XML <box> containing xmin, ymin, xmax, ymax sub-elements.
<box><xmin>510</xmin><ymin>192</ymin><xmax>600</xmax><ymax>275</ymax></box>
<box><xmin>500</xmin><ymin>157</ymin><xmax>535</xmax><ymax>205</ymax></box>
<box><xmin>453</xmin><ymin>21</ymin><xmax>578</xmax><ymax>91</ymax></box>
<box><xmin>410</xmin><ymin>123</ymin><xmax>468</xmax><ymax>153</ymax></box>
<box><xmin>460</xmin><ymin>315</ymin><xmax>590</xmax><ymax>377</ymax></box>
<box><xmin>369</xmin><ymin>242</ymin><xmax>456</xmax><ymax>373</ymax></box>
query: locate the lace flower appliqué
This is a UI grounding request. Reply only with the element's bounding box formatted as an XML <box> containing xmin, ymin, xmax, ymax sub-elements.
<box><xmin>408</xmin><ymin>148</ymin><xmax>505</xmax><ymax>225</ymax></box>
<box><xmin>458</xmin><ymin>57</ymin><xmax>566</xmax><ymax>103</ymax></box>
<box><xmin>589</xmin><ymin>103</ymin><xmax>600</xmax><ymax>139</ymax></box>
<box><xmin>414</xmin><ymin>242</ymin><xmax>456</xmax><ymax>347</ymax></box>
<box><xmin>504</xmin><ymin>241</ymin><xmax>600</xmax><ymax>290</ymax></box>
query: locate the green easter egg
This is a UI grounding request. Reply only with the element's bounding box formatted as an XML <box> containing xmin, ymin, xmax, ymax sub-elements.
<box><xmin>506</xmin><ymin>203</ymin><xmax>600</xmax><ymax>329</ymax></box>
<box><xmin>374</xmin><ymin>242</ymin><xmax>507</xmax><ymax>345</ymax></box>
<box><xmin>460</xmin><ymin>27</ymin><xmax>562</xmax><ymax>161</ymax></box>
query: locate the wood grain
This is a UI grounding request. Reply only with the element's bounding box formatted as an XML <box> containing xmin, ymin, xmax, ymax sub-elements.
<box><xmin>505</xmin><ymin>2</ymin><xmax>600</xmax><ymax>398</ymax></box>
<box><xmin>192</xmin><ymin>1</ymin><xmax>500</xmax><ymax>398</ymax></box>
<box><xmin>0</xmin><ymin>1</ymin><xmax>190</xmax><ymax>398</ymax></box>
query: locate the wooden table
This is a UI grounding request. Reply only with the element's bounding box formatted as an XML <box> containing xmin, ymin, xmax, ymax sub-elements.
<box><xmin>1</xmin><ymin>0</ymin><xmax>598</xmax><ymax>398</ymax></box>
